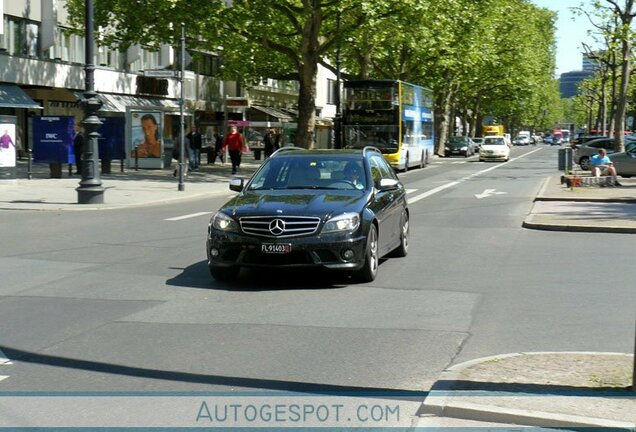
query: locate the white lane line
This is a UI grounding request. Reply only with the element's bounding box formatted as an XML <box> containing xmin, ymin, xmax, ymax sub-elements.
<box><xmin>164</xmin><ymin>212</ymin><xmax>213</xmax><ymax>221</ymax></box>
<box><xmin>0</xmin><ymin>376</ymin><xmax>8</xmax><ymax>383</ymax></box>
<box><xmin>407</xmin><ymin>148</ymin><xmax>542</xmax><ymax>205</ymax></box>
<box><xmin>408</xmin><ymin>182</ymin><xmax>460</xmax><ymax>204</ymax></box>
<box><xmin>405</xmin><ymin>189</ymin><xmax>418</xmax><ymax>194</ymax></box>
<box><xmin>0</xmin><ymin>348</ymin><xmax>12</xmax><ymax>365</ymax></box>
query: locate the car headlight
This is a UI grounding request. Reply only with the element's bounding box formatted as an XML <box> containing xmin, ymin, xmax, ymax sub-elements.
<box><xmin>461</xmin><ymin>146</ymin><xmax>467</xmax><ymax>151</ymax></box>
<box><xmin>211</xmin><ymin>212</ymin><xmax>238</xmax><ymax>232</ymax></box>
<box><xmin>445</xmin><ymin>146</ymin><xmax>450</xmax><ymax>150</ymax></box>
<box><xmin>322</xmin><ymin>212</ymin><xmax>360</xmax><ymax>233</ymax></box>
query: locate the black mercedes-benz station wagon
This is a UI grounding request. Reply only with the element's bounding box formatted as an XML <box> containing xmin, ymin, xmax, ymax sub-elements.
<box><xmin>206</xmin><ymin>147</ymin><xmax>409</xmax><ymax>282</ymax></box>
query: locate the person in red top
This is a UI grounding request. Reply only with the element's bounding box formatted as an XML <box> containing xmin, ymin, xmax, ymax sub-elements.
<box><xmin>222</xmin><ymin>125</ymin><xmax>244</xmax><ymax>174</ymax></box>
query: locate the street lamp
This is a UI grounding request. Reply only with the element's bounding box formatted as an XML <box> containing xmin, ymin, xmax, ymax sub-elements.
<box><xmin>76</xmin><ymin>0</ymin><xmax>104</xmax><ymax>204</ymax></box>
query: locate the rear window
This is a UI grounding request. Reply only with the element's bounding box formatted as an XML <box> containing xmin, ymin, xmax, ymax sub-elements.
<box><xmin>484</xmin><ymin>137</ymin><xmax>505</xmax><ymax>145</ymax></box>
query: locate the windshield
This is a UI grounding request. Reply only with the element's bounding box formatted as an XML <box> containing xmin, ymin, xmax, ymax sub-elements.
<box><xmin>344</xmin><ymin>125</ymin><xmax>399</xmax><ymax>154</ymax></box>
<box><xmin>247</xmin><ymin>156</ymin><xmax>368</xmax><ymax>191</ymax></box>
<box><xmin>449</xmin><ymin>137</ymin><xmax>467</xmax><ymax>144</ymax></box>
<box><xmin>484</xmin><ymin>137</ymin><xmax>506</xmax><ymax>146</ymax></box>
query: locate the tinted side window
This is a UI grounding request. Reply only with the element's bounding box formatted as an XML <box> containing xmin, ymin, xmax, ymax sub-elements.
<box><xmin>368</xmin><ymin>157</ymin><xmax>383</xmax><ymax>184</ymax></box>
<box><xmin>373</xmin><ymin>155</ymin><xmax>397</xmax><ymax>180</ymax></box>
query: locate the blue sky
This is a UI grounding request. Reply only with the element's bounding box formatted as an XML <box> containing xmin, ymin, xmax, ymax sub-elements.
<box><xmin>531</xmin><ymin>0</ymin><xmax>596</xmax><ymax>76</ymax></box>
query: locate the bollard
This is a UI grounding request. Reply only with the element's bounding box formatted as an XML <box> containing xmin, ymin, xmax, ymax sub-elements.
<box><xmin>27</xmin><ymin>149</ymin><xmax>32</xmax><ymax>180</ymax></box>
<box><xmin>633</xmin><ymin>320</ymin><xmax>635</xmax><ymax>391</ymax></box>
<box><xmin>120</xmin><ymin>159</ymin><xmax>124</xmax><ymax>173</ymax></box>
<box><xmin>557</xmin><ymin>147</ymin><xmax>573</xmax><ymax>173</ymax></box>
<box><xmin>134</xmin><ymin>148</ymin><xmax>139</xmax><ymax>171</ymax></box>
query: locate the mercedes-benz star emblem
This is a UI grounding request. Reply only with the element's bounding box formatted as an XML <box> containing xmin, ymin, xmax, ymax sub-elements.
<box><xmin>269</xmin><ymin>219</ymin><xmax>286</xmax><ymax>236</ymax></box>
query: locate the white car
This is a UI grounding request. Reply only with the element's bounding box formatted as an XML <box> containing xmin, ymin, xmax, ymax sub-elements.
<box><xmin>479</xmin><ymin>136</ymin><xmax>510</xmax><ymax>162</ymax></box>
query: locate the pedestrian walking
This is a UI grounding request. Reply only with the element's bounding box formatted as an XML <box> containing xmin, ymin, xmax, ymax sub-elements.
<box><xmin>186</xmin><ymin>126</ymin><xmax>202</xmax><ymax>170</ymax></box>
<box><xmin>222</xmin><ymin>125</ymin><xmax>244</xmax><ymax>175</ymax></box>
<box><xmin>72</xmin><ymin>124</ymin><xmax>83</xmax><ymax>175</ymax></box>
<box><xmin>212</xmin><ymin>131</ymin><xmax>224</xmax><ymax>164</ymax></box>
<box><xmin>263</xmin><ymin>128</ymin><xmax>280</xmax><ymax>158</ymax></box>
<box><xmin>172</xmin><ymin>133</ymin><xmax>190</xmax><ymax>177</ymax></box>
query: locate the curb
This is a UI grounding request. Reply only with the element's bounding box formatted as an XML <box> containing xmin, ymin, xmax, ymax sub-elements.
<box><xmin>0</xmin><ymin>189</ymin><xmax>231</xmax><ymax>212</ymax></box>
<box><xmin>522</xmin><ymin>213</ymin><xmax>636</xmax><ymax>234</ymax></box>
<box><xmin>419</xmin><ymin>352</ymin><xmax>636</xmax><ymax>430</ymax></box>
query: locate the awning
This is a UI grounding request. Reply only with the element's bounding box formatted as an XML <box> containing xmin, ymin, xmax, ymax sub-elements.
<box><xmin>72</xmin><ymin>92</ymin><xmax>180</xmax><ymax>113</ymax></box>
<box><xmin>100</xmin><ymin>94</ymin><xmax>180</xmax><ymax>112</ymax></box>
<box><xmin>0</xmin><ymin>84</ymin><xmax>43</xmax><ymax>109</ymax></box>
<box><xmin>251</xmin><ymin>105</ymin><xmax>294</xmax><ymax>121</ymax></box>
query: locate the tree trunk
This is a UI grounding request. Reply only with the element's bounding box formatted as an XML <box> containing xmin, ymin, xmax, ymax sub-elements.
<box><xmin>599</xmin><ymin>76</ymin><xmax>607</xmax><ymax>134</ymax></box>
<box><xmin>609</xmin><ymin>58</ymin><xmax>618</xmax><ymax>138</ymax></box>
<box><xmin>295</xmin><ymin>5</ymin><xmax>322</xmax><ymax>149</ymax></box>
<box><xmin>435</xmin><ymin>84</ymin><xmax>454</xmax><ymax>156</ymax></box>
<box><xmin>614</xmin><ymin>36</ymin><xmax>631</xmax><ymax>153</ymax></box>
<box><xmin>469</xmin><ymin>100</ymin><xmax>480</xmax><ymax>138</ymax></box>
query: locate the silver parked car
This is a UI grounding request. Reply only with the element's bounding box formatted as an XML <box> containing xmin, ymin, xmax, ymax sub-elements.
<box><xmin>608</xmin><ymin>145</ymin><xmax>636</xmax><ymax>177</ymax></box>
<box><xmin>575</xmin><ymin>137</ymin><xmax>636</xmax><ymax>170</ymax></box>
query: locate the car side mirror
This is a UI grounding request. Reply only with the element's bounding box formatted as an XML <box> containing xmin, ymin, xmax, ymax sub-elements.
<box><xmin>229</xmin><ymin>178</ymin><xmax>244</xmax><ymax>192</ymax></box>
<box><xmin>376</xmin><ymin>178</ymin><xmax>399</xmax><ymax>191</ymax></box>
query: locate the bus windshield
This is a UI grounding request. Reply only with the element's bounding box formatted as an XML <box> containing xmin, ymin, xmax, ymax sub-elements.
<box><xmin>344</xmin><ymin>125</ymin><xmax>399</xmax><ymax>153</ymax></box>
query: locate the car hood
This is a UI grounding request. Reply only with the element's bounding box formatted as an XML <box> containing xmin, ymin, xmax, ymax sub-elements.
<box><xmin>447</xmin><ymin>141</ymin><xmax>468</xmax><ymax>148</ymax></box>
<box><xmin>220</xmin><ymin>189</ymin><xmax>369</xmax><ymax>218</ymax></box>
<box><xmin>481</xmin><ymin>144</ymin><xmax>508</xmax><ymax>151</ymax></box>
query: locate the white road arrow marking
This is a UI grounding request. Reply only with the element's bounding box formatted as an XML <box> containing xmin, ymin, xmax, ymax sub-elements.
<box><xmin>475</xmin><ymin>189</ymin><xmax>508</xmax><ymax>199</ymax></box>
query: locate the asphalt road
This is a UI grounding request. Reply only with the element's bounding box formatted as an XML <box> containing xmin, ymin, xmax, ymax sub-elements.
<box><xmin>1</xmin><ymin>145</ymin><xmax>635</xmax><ymax>424</ymax></box>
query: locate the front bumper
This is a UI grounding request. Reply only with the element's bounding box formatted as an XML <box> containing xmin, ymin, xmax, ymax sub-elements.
<box><xmin>480</xmin><ymin>153</ymin><xmax>508</xmax><ymax>160</ymax></box>
<box><xmin>207</xmin><ymin>230</ymin><xmax>368</xmax><ymax>270</ymax></box>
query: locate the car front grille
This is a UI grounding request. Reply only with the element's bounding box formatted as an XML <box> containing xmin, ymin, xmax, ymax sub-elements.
<box><xmin>239</xmin><ymin>216</ymin><xmax>321</xmax><ymax>238</ymax></box>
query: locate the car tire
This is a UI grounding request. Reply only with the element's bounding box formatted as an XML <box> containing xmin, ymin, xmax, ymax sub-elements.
<box><xmin>209</xmin><ymin>265</ymin><xmax>240</xmax><ymax>282</ymax></box>
<box><xmin>389</xmin><ymin>211</ymin><xmax>409</xmax><ymax>258</ymax></box>
<box><xmin>354</xmin><ymin>224</ymin><xmax>379</xmax><ymax>283</ymax></box>
<box><xmin>579</xmin><ymin>156</ymin><xmax>590</xmax><ymax>170</ymax></box>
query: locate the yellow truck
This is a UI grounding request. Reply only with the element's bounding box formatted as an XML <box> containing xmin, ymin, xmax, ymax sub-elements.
<box><xmin>483</xmin><ymin>125</ymin><xmax>505</xmax><ymax>136</ymax></box>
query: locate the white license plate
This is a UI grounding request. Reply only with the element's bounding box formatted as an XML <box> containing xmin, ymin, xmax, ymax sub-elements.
<box><xmin>261</xmin><ymin>243</ymin><xmax>292</xmax><ymax>254</ymax></box>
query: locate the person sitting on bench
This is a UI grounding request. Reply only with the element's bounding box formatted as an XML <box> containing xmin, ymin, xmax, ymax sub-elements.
<box><xmin>591</xmin><ymin>148</ymin><xmax>621</xmax><ymax>186</ymax></box>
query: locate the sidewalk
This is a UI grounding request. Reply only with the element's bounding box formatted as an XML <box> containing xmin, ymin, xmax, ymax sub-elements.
<box><xmin>523</xmin><ymin>176</ymin><xmax>636</xmax><ymax>233</ymax></box>
<box><xmin>419</xmin><ymin>173</ymin><xmax>636</xmax><ymax>430</ymax></box>
<box><xmin>0</xmin><ymin>156</ymin><xmax>264</xmax><ymax>211</ymax></box>
<box><xmin>418</xmin><ymin>352</ymin><xmax>635</xmax><ymax>430</ymax></box>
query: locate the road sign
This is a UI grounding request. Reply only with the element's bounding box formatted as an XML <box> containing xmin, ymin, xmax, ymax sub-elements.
<box><xmin>143</xmin><ymin>70</ymin><xmax>176</xmax><ymax>78</ymax></box>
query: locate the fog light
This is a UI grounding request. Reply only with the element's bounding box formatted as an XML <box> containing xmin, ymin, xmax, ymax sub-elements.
<box><xmin>210</xmin><ymin>248</ymin><xmax>220</xmax><ymax>258</ymax></box>
<box><xmin>341</xmin><ymin>249</ymin><xmax>355</xmax><ymax>261</ymax></box>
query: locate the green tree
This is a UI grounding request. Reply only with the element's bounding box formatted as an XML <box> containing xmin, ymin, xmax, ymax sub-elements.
<box><xmin>65</xmin><ymin>0</ymin><xmax>399</xmax><ymax>149</ymax></box>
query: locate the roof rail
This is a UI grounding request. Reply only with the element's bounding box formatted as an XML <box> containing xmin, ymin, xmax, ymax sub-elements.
<box><xmin>271</xmin><ymin>146</ymin><xmax>305</xmax><ymax>156</ymax></box>
<box><xmin>363</xmin><ymin>146</ymin><xmax>382</xmax><ymax>156</ymax></box>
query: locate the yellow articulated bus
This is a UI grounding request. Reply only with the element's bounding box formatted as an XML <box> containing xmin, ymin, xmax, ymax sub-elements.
<box><xmin>343</xmin><ymin>80</ymin><xmax>434</xmax><ymax>171</ymax></box>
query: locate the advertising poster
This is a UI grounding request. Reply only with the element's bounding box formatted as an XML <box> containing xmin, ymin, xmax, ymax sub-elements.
<box><xmin>131</xmin><ymin>111</ymin><xmax>162</xmax><ymax>159</ymax></box>
<box><xmin>0</xmin><ymin>115</ymin><xmax>17</xmax><ymax>180</ymax></box>
<box><xmin>98</xmin><ymin>117</ymin><xmax>126</xmax><ymax>160</ymax></box>
<box><xmin>33</xmin><ymin>116</ymin><xmax>74</xmax><ymax>164</ymax></box>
